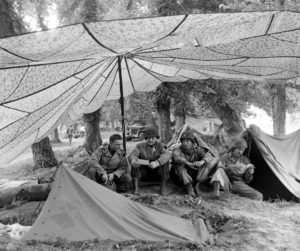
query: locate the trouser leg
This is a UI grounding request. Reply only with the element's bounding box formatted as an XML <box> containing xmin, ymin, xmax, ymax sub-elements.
<box><xmin>210</xmin><ymin>168</ymin><xmax>231</xmax><ymax>192</ymax></box>
<box><xmin>86</xmin><ymin>167</ymin><xmax>100</xmax><ymax>183</ymax></box>
<box><xmin>158</xmin><ymin>163</ymin><xmax>169</xmax><ymax>196</ymax></box>
<box><xmin>115</xmin><ymin>173</ymin><xmax>132</xmax><ymax>192</ymax></box>
<box><xmin>231</xmin><ymin>181</ymin><xmax>263</xmax><ymax>201</ymax></box>
<box><xmin>131</xmin><ymin>166</ymin><xmax>141</xmax><ymax>194</ymax></box>
<box><xmin>173</xmin><ymin>164</ymin><xmax>196</xmax><ymax>196</ymax></box>
<box><xmin>131</xmin><ymin>164</ymin><xmax>169</xmax><ymax>195</ymax></box>
<box><xmin>173</xmin><ymin>164</ymin><xmax>193</xmax><ymax>186</ymax></box>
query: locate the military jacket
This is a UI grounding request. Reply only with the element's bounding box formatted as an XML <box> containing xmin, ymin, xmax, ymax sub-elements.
<box><xmin>219</xmin><ymin>152</ymin><xmax>251</xmax><ymax>181</ymax></box>
<box><xmin>129</xmin><ymin>142</ymin><xmax>171</xmax><ymax>165</ymax></box>
<box><xmin>172</xmin><ymin>145</ymin><xmax>213</xmax><ymax>166</ymax></box>
<box><xmin>88</xmin><ymin>144</ymin><xmax>128</xmax><ymax>177</ymax></box>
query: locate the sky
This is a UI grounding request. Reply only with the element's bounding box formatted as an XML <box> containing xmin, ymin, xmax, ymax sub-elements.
<box><xmin>243</xmin><ymin>105</ymin><xmax>300</xmax><ymax>135</ymax></box>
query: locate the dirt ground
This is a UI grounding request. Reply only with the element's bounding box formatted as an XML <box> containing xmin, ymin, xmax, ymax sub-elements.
<box><xmin>0</xmin><ymin>136</ymin><xmax>300</xmax><ymax>251</ymax></box>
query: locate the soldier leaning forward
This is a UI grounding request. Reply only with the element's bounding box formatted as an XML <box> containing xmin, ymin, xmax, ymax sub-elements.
<box><xmin>86</xmin><ymin>134</ymin><xmax>132</xmax><ymax>192</ymax></box>
<box><xmin>211</xmin><ymin>138</ymin><xmax>263</xmax><ymax>200</ymax></box>
<box><xmin>171</xmin><ymin>130</ymin><xmax>216</xmax><ymax>197</ymax></box>
<box><xmin>129</xmin><ymin>127</ymin><xmax>171</xmax><ymax>196</ymax></box>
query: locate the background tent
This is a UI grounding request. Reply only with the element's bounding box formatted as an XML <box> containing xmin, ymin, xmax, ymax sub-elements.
<box><xmin>23</xmin><ymin>165</ymin><xmax>210</xmax><ymax>243</ymax></box>
<box><xmin>246</xmin><ymin>126</ymin><xmax>300</xmax><ymax>200</ymax></box>
<box><xmin>0</xmin><ymin>11</ymin><xmax>300</xmax><ymax>163</ymax></box>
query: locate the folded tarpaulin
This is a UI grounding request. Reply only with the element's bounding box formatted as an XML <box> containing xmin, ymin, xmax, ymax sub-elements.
<box><xmin>23</xmin><ymin>165</ymin><xmax>209</xmax><ymax>243</ymax></box>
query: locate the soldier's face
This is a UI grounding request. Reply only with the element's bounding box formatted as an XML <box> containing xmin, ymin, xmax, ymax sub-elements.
<box><xmin>146</xmin><ymin>137</ymin><xmax>157</xmax><ymax>146</ymax></box>
<box><xmin>232</xmin><ymin>147</ymin><xmax>246</xmax><ymax>157</ymax></box>
<box><xmin>110</xmin><ymin>139</ymin><xmax>123</xmax><ymax>152</ymax></box>
<box><xmin>182</xmin><ymin>139</ymin><xmax>193</xmax><ymax>150</ymax></box>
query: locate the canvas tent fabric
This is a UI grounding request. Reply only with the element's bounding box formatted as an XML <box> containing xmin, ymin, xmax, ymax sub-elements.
<box><xmin>0</xmin><ymin>11</ymin><xmax>300</xmax><ymax>163</ymax></box>
<box><xmin>23</xmin><ymin>165</ymin><xmax>209</xmax><ymax>243</ymax></box>
<box><xmin>247</xmin><ymin>126</ymin><xmax>300</xmax><ymax>200</ymax></box>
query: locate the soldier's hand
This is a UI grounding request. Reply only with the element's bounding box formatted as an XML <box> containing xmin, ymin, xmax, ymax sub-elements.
<box><xmin>193</xmin><ymin>160</ymin><xmax>205</xmax><ymax>168</ymax></box>
<box><xmin>246</xmin><ymin>165</ymin><xmax>255</xmax><ymax>174</ymax></box>
<box><xmin>149</xmin><ymin>161</ymin><xmax>160</xmax><ymax>169</ymax></box>
<box><xmin>187</xmin><ymin>162</ymin><xmax>195</xmax><ymax>168</ymax></box>
<box><xmin>131</xmin><ymin>159</ymin><xmax>140</xmax><ymax>168</ymax></box>
<box><xmin>108</xmin><ymin>173</ymin><xmax>115</xmax><ymax>181</ymax></box>
<box><xmin>101</xmin><ymin>173</ymin><xmax>108</xmax><ymax>184</ymax></box>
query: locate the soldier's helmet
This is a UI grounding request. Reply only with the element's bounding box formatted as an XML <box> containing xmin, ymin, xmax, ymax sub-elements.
<box><xmin>231</xmin><ymin>138</ymin><xmax>248</xmax><ymax>150</ymax></box>
<box><xmin>144</xmin><ymin>127</ymin><xmax>159</xmax><ymax>138</ymax></box>
<box><xmin>180</xmin><ymin>131</ymin><xmax>196</xmax><ymax>143</ymax></box>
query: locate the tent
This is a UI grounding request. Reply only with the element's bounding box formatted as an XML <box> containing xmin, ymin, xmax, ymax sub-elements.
<box><xmin>246</xmin><ymin>126</ymin><xmax>300</xmax><ymax>201</ymax></box>
<box><xmin>0</xmin><ymin>10</ymin><xmax>300</xmax><ymax>163</ymax></box>
<box><xmin>23</xmin><ymin>165</ymin><xmax>210</xmax><ymax>243</ymax></box>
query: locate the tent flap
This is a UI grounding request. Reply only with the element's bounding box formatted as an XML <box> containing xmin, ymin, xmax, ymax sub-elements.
<box><xmin>23</xmin><ymin>166</ymin><xmax>209</xmax><ymax>243</ymax></box>
<box><xmin>248</xmin><ymin>126</ymin><xmax>300</xmax><ymax>200</ymax></box>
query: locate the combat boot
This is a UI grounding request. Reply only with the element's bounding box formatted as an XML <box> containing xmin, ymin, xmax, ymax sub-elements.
<box><xmin>186</xmin><ymin>183</ymin><xmax>196</xmax><ymax>197</ymax></box>
<box><xmin>133</xmin><ymin>178</ymin><xmax>139</xmax><ymax>194</ymax></box>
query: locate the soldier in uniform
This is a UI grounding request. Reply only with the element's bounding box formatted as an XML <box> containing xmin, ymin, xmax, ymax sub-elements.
<box><xmin>86</xmin><ymin>134</ymin><xmax>132</xmax><ymax>192</ymax></box>
<box><xmin>171</xmin><ymin>131</ymin><xmax>215</xmax><ymax>197</ymax></box>
<box><xmin>211</xmin><ymin>138</ymin><xmax>263</xmax><ymax>200</ymax></box>
<box><xmin>129</xmin><ymin>127</ymin><xmax>171</xmax><ymax>195</ymax></box>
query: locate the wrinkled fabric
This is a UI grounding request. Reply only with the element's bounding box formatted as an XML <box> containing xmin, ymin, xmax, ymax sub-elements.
<box><xmin>219</xmin><ymin>152</ymin><xmax>252</xmax><ymax>182</ymax></box>
<box><xmin>0</xmin><ymin>11</ymin><xmax>300</xmax><ymax>164</ymax></box>
<box><xmin>211</xmin><ymin>168</ymin><xmax>262</xmax><ymax>200</ymax></box>
<box><xmin>129</xmin><ymin>142</ymin><xmax>171</xmax><ymax>166</ymax></box>
<box><xmin>23</xmin><ymin>166</ymin><xmax>209</xmax><ymax>243</ymax></box>
<box><xmin>249</xmin><ymin>126</ymin><xmax>300</xmax><ymax>199</ymax></box>
<box><xmin>87</xmin><ymin>144</ymin><xmax>128</xmax><ymax>178</ymax></box>
<box><xmin>172</xmin><ymin>146</ymin><xmax>214</xmax><ymax>185</ymax></box>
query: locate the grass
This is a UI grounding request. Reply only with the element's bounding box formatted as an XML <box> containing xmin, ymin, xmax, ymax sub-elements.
<box><xmin>1</xmin><ymin>146</ymin><xmax>300</xmax><ymax>250</ymax></box>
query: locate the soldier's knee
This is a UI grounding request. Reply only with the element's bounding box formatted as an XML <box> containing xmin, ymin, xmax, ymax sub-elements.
<box><xmin>123</xmin><ymin>173</ymin><xmax>132</xmax><ymax>183</ymax></box>
<box><xmin>86</xmin><ymin>168</ymin><xmax>97</xmax><ymax>178</ymax></box>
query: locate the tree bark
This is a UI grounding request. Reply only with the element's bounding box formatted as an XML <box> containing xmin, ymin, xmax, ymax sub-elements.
<box><xmin>155</xmin><ymin>83</ymin><xmax>172</xmax><ymax>143</ymax></box>
<box><xmin>272</xmin><ymin>83</ymin><xmax>286</xmax><ymax>136</ymax></box>
<box><xmin>157</xmin><ymin>107</ymin><xmax>172</xmax><ymax>144</ymax></box>
<box><xmin>31</xmin><ymin>137</ymin><xmax>58</xmax><ymax>169</ymax></box>
<box><xmin>0</xmin><ymin>0</ymin><xmax>15</xmax><ymax>37</ymax></box>
<box><xmin>174</xmin><ymin>115</ymin><xmax>185</xmax><ymax>131</ymax></box>
<box><xmin>205</xmin><ymin>93</ymin><xmax>244</xmax><ymax>135</ymax></box>
<box><xmin>174</xmin><ymin>99</ymin><xmax>186</xmax><ymax>131</ymax></box>
<box><xmin>82</xmin><ymin>109</ymin><xmax>102</xmax><ymax>154</ymax></box>
<box><xmin>50</xmin><ymin>128</ymin><xmax>61</xmax><ymax>143</ymax></box>
<box><xmin>0</xmin><ymin>0</ymin><xmax>26</xmax><ymax>37</ymax></box>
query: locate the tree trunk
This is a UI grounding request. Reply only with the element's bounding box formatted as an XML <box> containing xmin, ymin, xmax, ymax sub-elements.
<box><xmin>157</xmin><ymin>107</ymin><xmax>172</xmax><ymax>144</ymax></box>
<box><xmin>31</xmin><ymin>137</ymin><xmax>58</xmax><ymax>169</ymax></box>
<box><xmin>174</xmin><ymin>115</ymin><xmax>185</xmax><ymax>131</ymax></box>
<box><xmin>205</xmin><ymin>94</ymin><xmax>244</xmax><ymax>136</ymax></box>
<box><xmin>0</xmin><ymin>0</ymin><xmax>26</xmax><ymax>37</ymax></box>
<box><xmin>174</xmin><ymin>99</ymin><xmax>185</xmax><ymax>131</ymax></box>
<box><xmin>155</xmin><ymin>83</ymin><xmax>172</xmax><ymax>143</ymax></box>
<box><xmin>0</xmin><ymin>0</ymin><xmax>15</xmax><ymax>37</ymax></box>
<box><xmin>82</xmin><ymin>109</ymin><xmax>102</xmax><ymax>154</ymax></box>
<box><xmin>272</xmin><ymin>83</ymin><xmax>286</xmax><ymax>136</ymax></box>
<box><xmin>50</xmin><ymin>128</ymin><xmax>61</xmax><ymax>143</ymax></box>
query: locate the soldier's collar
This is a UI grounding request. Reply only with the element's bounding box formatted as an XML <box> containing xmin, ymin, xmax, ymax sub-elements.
<box><xmin>146</xmin><ymin>141</ymin><xmax>158</xmax><ymax>147</ymax></box>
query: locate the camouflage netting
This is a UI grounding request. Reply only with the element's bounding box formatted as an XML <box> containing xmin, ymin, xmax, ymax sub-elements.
<box><xmin>0</xmin><ymin>11</ymin><xmax>299</xmax><ymax>163</ymax></box>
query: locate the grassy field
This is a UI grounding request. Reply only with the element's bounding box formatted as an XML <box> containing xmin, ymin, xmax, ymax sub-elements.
<box><xmin>1</xmin><ymin>136</ymin><xmax>300</xmax><ymax>251</ymax></box>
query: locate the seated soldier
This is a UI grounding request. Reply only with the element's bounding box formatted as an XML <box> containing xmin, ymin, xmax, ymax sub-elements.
<box><xmin>211</xmin><ymin>138</ymin><xmax>263</xmax><ymax>200</ymax></box>
<box><xmin>129</xmin><ymin>127</ymin><xmax>171</xmax><ymax>196</ymax></box>
<box><xmin>171</xmin><ymin>131</ymin><xmax>215</xmax><ymax>197</ymax></box>
<box><xmin>86</xmin><ymin>134</ymin><xmax>132</xmax><ymax>192</ymax></box>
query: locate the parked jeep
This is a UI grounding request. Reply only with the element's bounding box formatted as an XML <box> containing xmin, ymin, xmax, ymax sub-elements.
<box><xmin>126</xmin><ymin>125</ymin><xmax>146</xmax><ymax>141</ymax></box>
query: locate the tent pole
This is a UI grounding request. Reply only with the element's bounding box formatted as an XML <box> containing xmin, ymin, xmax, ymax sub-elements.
<box><xmin>118</xmin><ymin>56</ymin><xmax>126</xmax><ymax>152</ymax></box>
